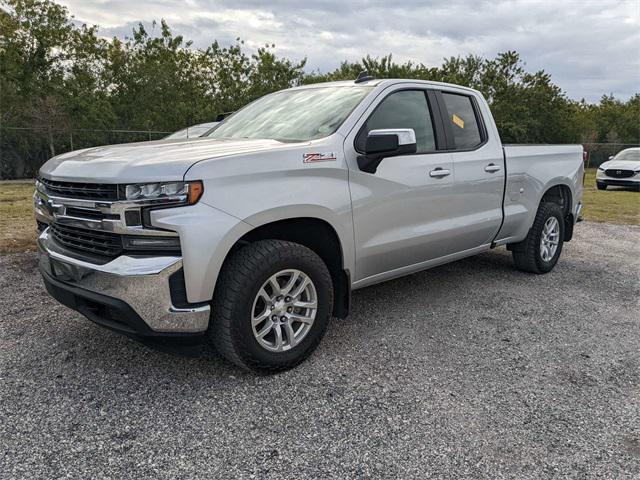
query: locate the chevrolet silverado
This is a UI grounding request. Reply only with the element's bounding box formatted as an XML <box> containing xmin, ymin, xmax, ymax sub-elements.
<box><xmin>35</xmin><ymin>76</ymin><xmax>584</xmax><ymax>372</ymax></box>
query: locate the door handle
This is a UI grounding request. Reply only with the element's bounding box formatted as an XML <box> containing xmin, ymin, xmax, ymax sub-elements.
<box><xmin>429</xmin><ymin>168</ymin><xmax>451</xmax><ymax>178</ymax></box>
<box><xmin>484</xmin><ymin>163</ymin><xmax>501</xmax><ymax>173</ymax></box>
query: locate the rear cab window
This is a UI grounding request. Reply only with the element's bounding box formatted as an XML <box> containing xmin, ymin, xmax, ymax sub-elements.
<box><xmin>440</xmin><ymin>92</ymin><xmax>484</xmax><ymax>150</ymax></box>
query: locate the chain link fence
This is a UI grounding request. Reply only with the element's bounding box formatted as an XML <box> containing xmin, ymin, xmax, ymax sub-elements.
<box><xmin>1</xmin><ymin>126</ymin><xmax>637</xmax><ymax>180</ymax></box>
<box><xmin>0</xmin><ymin>127</ymin><xmax>172</xmax><ymax>180</ymax></box>
<box><xmin>583</xmin><ymin>143</ymin><xmax>640</xmax><ymax>168</ymax></box>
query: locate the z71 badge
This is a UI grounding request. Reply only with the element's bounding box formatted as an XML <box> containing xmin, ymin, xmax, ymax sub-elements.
<box><xmin>303</xmin><ymin>152</ymin><xmax>337</xmax><ymax>163</ymax></box>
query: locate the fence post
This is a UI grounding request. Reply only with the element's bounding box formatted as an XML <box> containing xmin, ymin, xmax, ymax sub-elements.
<box><xmin>148</xmin><ymin>130</ymin><xmax>152</xmax><ymax>141</ymax></box>
<box><xmin>585</xmin><ymin>146</ymin><xmax>590</xmax><ymax>169</ymax></box>
<box><xmin>69</xmin><ymin>131</ymin><xmax>74</xmax><ymax>151</ymax></box>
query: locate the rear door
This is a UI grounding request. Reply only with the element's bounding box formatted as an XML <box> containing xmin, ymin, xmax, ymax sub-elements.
<box><xmin>435</xmin><ymin>90</ymin><xmax>505</xmax><ymax>250</ymax></box>
<box><xmin>345</xmin><ymin>87</ymin><xmax>458</xmax><ymax>283</ymax></box>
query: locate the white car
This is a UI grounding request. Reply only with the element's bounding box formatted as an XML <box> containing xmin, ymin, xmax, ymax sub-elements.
<box><xmin>596</xmin><ymin>148</ymin><xmax>640</xmax><ymax>191</ymax></box>
<box><xmin>164</xmin><ymin>122</ymin><xmax>218</xmax><ymax>140</ymax></box>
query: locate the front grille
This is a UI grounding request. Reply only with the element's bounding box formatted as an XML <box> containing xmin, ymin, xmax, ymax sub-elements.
<box><xmin>605</xmin><ymin>169</ymin><xmax>634</xmax><ymax>179</ymax></box>
<box><xmin>41</xmin><ymin>178</ymin><xmax>119</xmax><ymax>200</ymax></box>
<box><xmin>65</xmin><ymin>206</ymin><xmax>120</xmax><ymax>221</ymax></box>
<box><xmin>51</xmin><ymin>223</ymin><xmax>123</xmax><ymax>257</ymax></box>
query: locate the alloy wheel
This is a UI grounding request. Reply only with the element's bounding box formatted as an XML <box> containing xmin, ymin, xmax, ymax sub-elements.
<box><xmin>251</xmin><ymin>269</ymin><xmax>318</xmax><ymax>352</ymax></box>
<box><xmin>540</xmin><ymin>217</ymin><xmax>560</xmax><ymax>262</ymax></box>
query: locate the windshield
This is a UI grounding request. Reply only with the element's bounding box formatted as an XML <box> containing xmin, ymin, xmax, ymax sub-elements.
<box><xmin>614</xmin><ymin>149</ymin><xmax>640</xmax><ymax>162</ymax></box>
<box><xmin>206</xmin><ymin>86</ymin><xmax>372</xmax><ymax>142</ymax></box>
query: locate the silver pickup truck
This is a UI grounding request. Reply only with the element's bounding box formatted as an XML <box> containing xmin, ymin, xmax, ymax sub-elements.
<box><xmin>35</xmin><ymin>77</ymin><xmax>584</xmax><ymax>372</ymax></box>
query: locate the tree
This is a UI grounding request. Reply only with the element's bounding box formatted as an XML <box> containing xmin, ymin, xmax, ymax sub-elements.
<box><xmin>0</xmin><ymin>0</ymin><xmax>637</xmax><ymax>179</ymax></box>
<box><xmin>0</xmin><ymin>1</ymin><xmax>306</xmax><ymax>177</ymax></box>
<box><xmin>0</xmin><ymin>0</ymin><xmax>114</xmax><ymax>175</ymax></box>
<box><xmin>305</xmin><ymin>51</ymin><xmax>577</xmax><ymax>143</ymax></box>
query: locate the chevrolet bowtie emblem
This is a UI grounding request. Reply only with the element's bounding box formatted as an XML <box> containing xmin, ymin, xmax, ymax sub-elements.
<box><xmin>45</xmin><ymin>198</ymin><xmax>63</xmax><ymax>216</ymax></box>
<box><xmin>45</xmin><ymin>199</ymin><xmax>55</xmax><ymax>215</ymax></box>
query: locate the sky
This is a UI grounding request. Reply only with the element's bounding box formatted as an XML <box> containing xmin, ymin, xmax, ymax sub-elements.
<box><xmin>56</xmin><ymin>0</ymin><xmax>639</xmax><ymax>102</ymax></box>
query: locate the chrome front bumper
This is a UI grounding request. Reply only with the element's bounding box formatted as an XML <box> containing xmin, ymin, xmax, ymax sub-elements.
<box><xmin>38</xmin><ymin>229</ymin><xmax>210</xmax><ymax>334</ymax></box>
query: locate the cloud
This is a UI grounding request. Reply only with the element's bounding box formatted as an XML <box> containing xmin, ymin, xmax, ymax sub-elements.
<box><xmin>58</xmin><ymin>0</ymin><xmax>640</xmax><ymax>102</ymax></box>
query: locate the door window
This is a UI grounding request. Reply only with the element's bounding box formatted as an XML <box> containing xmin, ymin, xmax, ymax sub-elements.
<box><xmin>356</xmin><ymin>90</ymin><xmax>436</xmax><ymax>153</ymax></box>
<box><xmin>441</xmin><ymin>92</ymin><xmax>483</xmax><ymax>149</ymax></box>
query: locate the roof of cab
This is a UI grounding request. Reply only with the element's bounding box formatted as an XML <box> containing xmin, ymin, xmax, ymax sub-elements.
<box><xmin>290</xmin><ymin>78</ymin><xmax>479</xmax><ymax>95</ymax></box>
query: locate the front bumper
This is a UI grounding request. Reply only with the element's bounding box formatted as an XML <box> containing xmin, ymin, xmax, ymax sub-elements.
<box><xmin>38</xmin><ymin>229</ymin><xmax>210</xmax><ymax>337</ymax></box>
<box><xmin>596</xmin><ymin>171</ymin><xmax>640</xmax><ymax>187</ymax></box>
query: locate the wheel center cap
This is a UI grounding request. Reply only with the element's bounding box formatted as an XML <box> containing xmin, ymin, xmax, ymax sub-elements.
<box><xmin>273</xmin><ymin>299</ymin><xmax>286</xmax><ymax>314</ymax></box>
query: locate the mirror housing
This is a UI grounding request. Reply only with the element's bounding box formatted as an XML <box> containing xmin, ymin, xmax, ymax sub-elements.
<box><xmin>608</xmin><ymin>155</ymin><xmax>614</xmax><ymax>160</ymax></box>
<box><xmin>357</xmin><ymin>129</ymin><xmax>417</xmax><ymax>173</ymax></box>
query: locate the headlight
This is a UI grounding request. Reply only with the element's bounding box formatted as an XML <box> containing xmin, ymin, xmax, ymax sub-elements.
<box><xmin>123</xmin><ymin>181</ymin><xmax>203</xmax><ymax>205</ymax></box>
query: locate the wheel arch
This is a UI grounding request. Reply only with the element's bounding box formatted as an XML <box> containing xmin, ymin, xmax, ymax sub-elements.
<box><xmin>539</xmin><ymin>182</ymin><xmax>575</xmax><ymax>241</ymax></box>
<box><xmin>219</xmin><ymin>214</ymin><xmax>352</xmax><ymax>318</ymax></box>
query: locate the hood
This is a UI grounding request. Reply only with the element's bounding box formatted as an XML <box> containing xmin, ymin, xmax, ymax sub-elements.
<box><xmin>599</xmin><ymin>160</ymin><xmax>640</xmax><ymax>171</ymax></box>
<box><xmin>39</xmin><ymin>137</ymin><xmax>303</xmax><ymax>183</ymax></box>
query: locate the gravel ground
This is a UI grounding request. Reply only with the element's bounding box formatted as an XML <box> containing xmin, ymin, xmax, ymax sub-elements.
<box><xmin>1</xmin><ymin>221</ymin><xmax>639</xmax><ymax>479</ymax></box>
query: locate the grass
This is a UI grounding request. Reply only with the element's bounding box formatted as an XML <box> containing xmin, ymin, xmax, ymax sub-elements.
<box><xmin>582</xmin><ymin>169</ymin><xmax>639</xmax><ymax>224</ymax></box>
<box><xmin>0</xmin><ymin>169</ymin><xmax>638</xmax><ymax>255</ymax></box>
<box><xmin>0</xmin><ymin>181</ymin><xmax>37</xmax><ymax>255</ymax></box>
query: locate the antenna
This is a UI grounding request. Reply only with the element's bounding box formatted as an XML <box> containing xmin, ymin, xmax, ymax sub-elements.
<box><xmin>355</xmin><ymin>71</ymin><xmax>374</xmax><ymax>83</ymax></box>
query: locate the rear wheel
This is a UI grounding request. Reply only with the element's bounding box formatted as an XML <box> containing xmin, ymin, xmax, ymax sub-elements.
<box><xmin>209</xmin><ymin>239</ymin><xmax>333</xmax><ymax>373</ymax></box>
<box><xmin>597</xmin><ymin>182</ymin><xmax>607</xmax><ymax>190</ymax></box>
<box><xmin>511</xmin><ymin>202</ymin><xmax>565</xmax><ymax>274</ymax></box>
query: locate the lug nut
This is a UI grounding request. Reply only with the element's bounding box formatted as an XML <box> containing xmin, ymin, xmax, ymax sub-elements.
<box><xmin>287</xmin><ymin>307</ymin><xmax>293</xmax><ymax>313</ymax></box>
<box><xmin>285</xmin><ymin>296</ymin><xmax>291</xmax><ymax>302</ymax></box>
<box><xmin>271</xmin><ymin>315</ymin><xmax>278</xmax><ymax>321</ymax></box>
<box><xmin>280</xmin><ymin>316</ymin><xmax>287</xmax><ymax>322</ymax></box>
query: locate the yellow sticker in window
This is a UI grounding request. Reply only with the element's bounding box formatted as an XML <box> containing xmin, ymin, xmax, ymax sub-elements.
<box><xmin>452</xmin><ymin>114</ymin><xmax>464</xmax><ymax>129</ymax></box>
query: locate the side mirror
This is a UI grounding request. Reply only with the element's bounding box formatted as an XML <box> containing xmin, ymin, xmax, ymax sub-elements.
<box><xmin>608</xmin><ymin>155</ymin><xmax>614</xmax><ymax>161</ymax></box>
<box><xmin>357</xmin><ymin>129</ymin><xmax>417</xmax><ymax>173</ymax></box>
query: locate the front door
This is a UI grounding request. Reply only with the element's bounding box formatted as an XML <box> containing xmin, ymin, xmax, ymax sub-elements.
<box><xmin>345</xmin><ymin>88</ymin><xmax>457</xmax><ymax>283</ymax></box>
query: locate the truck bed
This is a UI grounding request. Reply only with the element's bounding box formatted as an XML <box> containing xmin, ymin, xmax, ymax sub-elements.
<box><xmin>496</xmin><ymin>144</ymin><xmax>584</xmax><ymax>244</ymax></box>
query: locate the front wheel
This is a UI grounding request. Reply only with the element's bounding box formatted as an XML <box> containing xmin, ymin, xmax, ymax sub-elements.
<box><xmin>511</xmin><ymin>202</ymin><xmax>565</xmax><ymax>274</ymax></box>
<box><xmin>209</xmin><ymin>239</ymin><xmax>333</xmax><ymax>373</ymax></box>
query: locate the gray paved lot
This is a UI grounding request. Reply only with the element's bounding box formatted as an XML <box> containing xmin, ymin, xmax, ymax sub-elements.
<box><xmin>1</xmin><ymin>222</ymin><xmax>639</xmax><ymax>479</ymax></box>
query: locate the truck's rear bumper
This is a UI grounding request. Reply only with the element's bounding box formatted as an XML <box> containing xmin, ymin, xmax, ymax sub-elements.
<box><xmin>37</xmin><ymin>229</ymin><xmax>210</xmax><ymax>337</ymax></box>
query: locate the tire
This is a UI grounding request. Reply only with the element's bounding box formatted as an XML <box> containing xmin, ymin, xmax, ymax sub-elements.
<box><xmin>597</xmin><ymin>183</ymin><xmax>607</xmax><ymax>190</ymax></box>
<box><xmin>209</xmin><ymin>239</ymin><xmax>333</xmax><ymax>373</ymax></box>
<box><xmin>511</xmin><ymin>202</ymin><xmax>565</xmax><ymax>274</ymax></box>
